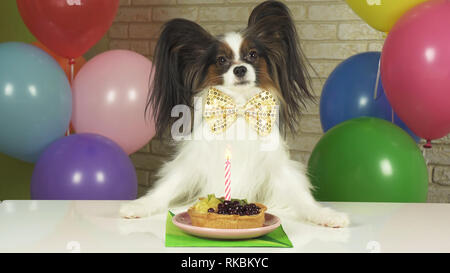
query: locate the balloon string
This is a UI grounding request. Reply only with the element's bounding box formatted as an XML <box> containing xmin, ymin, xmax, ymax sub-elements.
<box><xmin>65</xmin><ymin>58</ymin><xmax>76</xmax><ymax>137</ymax></box>
<box><xmin>69</xmin><ymin>58</ymin><xmax>75</xmax><ymax>84</ymax></box>
<box><xmin>373</xmin><ymin>58</ymin><xmax>381</xmax><ymax>100</ymax></box>
<box><xmin>376</xmin><ymin>56</ymin><xmax>396</xmax><ymax>124</ymax></box>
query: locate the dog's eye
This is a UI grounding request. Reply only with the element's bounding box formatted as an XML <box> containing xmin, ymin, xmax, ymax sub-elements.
<box><xmin>248</xmin><ymin>50</ymin><xmax>258</xmax><ymax>61</ymax></box>
<box><xmin>217</xmin><ymin>56</ymin><xmax>227</xmax><ymax>65</ymax></box>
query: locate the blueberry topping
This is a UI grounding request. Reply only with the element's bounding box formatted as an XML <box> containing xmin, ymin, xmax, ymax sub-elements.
<box><xmin>210</xmin><ymin>199</ymin><xmax>261</xmax><ymax>215</ymax></box>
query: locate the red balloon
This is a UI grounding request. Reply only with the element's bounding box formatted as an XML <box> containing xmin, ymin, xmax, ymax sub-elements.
<box><xmin>32</xmin><ymin>41</ymin><xmax>86</xmax><ymax>80</ymax></box>
<box><xmin>381</xmin><ymin>0</ymin><xmax>450</xmax><ymax>141</ymax></box>
<box><xmin>17</xmin><ymin>0</ymin><xmax>118</xmax><ymax>59</ymax></box>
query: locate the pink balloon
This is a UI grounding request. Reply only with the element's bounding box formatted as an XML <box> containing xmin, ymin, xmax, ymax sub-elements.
<box><xmin>381</xmin><ymin>0</ymin><xmax>450</xmax><ymax>141</ymax></box>
<box><xmin>72</xmin><ymin>50</ymin><xmax>155</xmax><ymax>154</ymax></box>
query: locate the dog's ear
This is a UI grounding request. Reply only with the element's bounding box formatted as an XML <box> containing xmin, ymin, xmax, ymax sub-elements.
<box><xmin>247</xmin><ymin>1</ymin><xmax>313</xmax><ymax>135</ymax></box>
<box><xmin>147</xmin><ymin>19</ymin><xmax>217</xmax><ymax>137</ymax></box>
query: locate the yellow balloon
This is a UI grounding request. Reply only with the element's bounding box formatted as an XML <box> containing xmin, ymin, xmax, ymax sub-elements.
<box><xmin>346</xmin><ymin>0</ymin><xmax>428</xmax><ymax>32</ymax></box>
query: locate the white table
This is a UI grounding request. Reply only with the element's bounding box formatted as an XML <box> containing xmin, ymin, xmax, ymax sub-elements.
<box><xmin>0</xmin><ymin>200</ymin><xmax>449</xmax><ymax>253</ymax></box>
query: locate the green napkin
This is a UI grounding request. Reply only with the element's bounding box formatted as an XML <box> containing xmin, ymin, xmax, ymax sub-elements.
<box><xmin>165</xmin><ymin>211</ymin><xmax>293</xmax><ymax>247</ymax></box>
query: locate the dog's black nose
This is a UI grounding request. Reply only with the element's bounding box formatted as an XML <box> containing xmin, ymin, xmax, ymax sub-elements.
<box><xmin>233</xmin><ymin>66</ymin><xmax>247</xmax><ymax>77</ymax></box>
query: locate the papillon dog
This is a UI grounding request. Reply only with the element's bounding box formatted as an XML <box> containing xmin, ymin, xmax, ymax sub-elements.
<box><xmin>120</xmin><ymin>1</ymin><xmax>349</xmax><ymax>228</ymax></box>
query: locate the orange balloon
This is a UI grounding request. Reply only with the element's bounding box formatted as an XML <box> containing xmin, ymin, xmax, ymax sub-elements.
<box><xmin>31</xmin><ymin>41</ymin><xmax>86</xmax><ymax>80</ymax></box>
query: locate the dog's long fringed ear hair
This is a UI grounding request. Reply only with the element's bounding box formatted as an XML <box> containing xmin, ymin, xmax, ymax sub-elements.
<box><xmin>146</xmin><ymin>19</ymin><xmax>217</xmax><ymax>137</ymax></box>
<box><xmin>246</xmin><ymin>1</ymin><xmax>314</xmax><ymax>135</ymax></box>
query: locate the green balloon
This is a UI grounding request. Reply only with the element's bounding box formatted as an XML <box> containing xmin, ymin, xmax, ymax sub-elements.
<box><xmin>308</xmin><ymin>117</ymin><xmax>428</xmax><ymax>202</ymax></box>
<box><xmin>0</xmin><ymin>1</ymin><xmax>35</xmax><ymax>43</ymax></box>
<box><xmin>0</xmin><ymin>153</ymin><xmax>34</xmax><ymax>200</ymax></box>
<box><xmin>83</xmin><ymin>35</ymin><xmax>109</xmax><ymax>60</ymax></box>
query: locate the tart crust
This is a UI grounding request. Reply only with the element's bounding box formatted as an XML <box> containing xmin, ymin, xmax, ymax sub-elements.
<box><xmin>188</xmin><ymin>203</ymin><xmax>267</xmax><ymax>229</ymax></box>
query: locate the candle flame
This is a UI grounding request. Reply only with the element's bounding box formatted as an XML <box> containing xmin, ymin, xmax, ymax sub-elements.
<box><xmin>225</xmin><ymin>145</ymin><xmax>231</xmax><ymax>161</ymax></box>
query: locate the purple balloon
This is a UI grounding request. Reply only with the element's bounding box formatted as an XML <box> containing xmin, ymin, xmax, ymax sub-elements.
<box><xmin>31</xmin><ymin>133</ymin><xmax>137</xmax><ymax>200</ymax></box>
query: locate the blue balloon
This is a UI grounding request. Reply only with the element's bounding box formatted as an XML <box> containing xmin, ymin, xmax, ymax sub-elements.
<box><xmin>320</xmin><ymin>51</ymin><xmax>420</xmax><ymax>142</ymax></box>
<box><xmin>0</xmin><ymin>42</ymin><xmax>72</xmax><ymax>162</ymax></box>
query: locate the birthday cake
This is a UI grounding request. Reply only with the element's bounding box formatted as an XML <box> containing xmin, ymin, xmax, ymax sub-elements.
<box><xmin>187</xmin><ymin>194</ymin><xmax>267</xmax><ymax>229</ymax></box>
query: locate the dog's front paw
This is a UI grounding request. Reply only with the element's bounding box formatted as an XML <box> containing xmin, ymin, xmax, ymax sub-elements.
<box><xmin>308</xmin><ymin>207</ymin><xmax>350</xmax><ymax>228</ymax></box>
<box><xmin>119</xmin><ymin>201</ymin><xmax>150</xmax><ymax>219</ymax></box>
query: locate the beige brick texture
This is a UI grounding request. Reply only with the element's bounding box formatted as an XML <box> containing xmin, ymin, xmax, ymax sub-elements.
<box><xmin>108</xmin><ymin>0</ymin><xmax>450</xmax><ymax>201</ymax></box>
<box><xmin>114</xmin><ymin>7</ymin><xmax>152</xmax><ymax>22</ymax></box>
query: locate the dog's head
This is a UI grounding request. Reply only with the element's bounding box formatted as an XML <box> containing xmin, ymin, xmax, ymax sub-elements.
<box><xmin>148</xmin><ymin>0</ymin><xmax>313</xmax><ymax>136</ymax></box>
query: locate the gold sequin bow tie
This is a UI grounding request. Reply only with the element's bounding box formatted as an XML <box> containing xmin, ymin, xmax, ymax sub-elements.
<box><xmin>204</xmin><ymin>87</ymin><xmax>277</xmax><ymax>136</ymax></box>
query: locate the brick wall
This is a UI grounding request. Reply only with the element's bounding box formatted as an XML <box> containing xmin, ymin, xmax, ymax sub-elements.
<box><xmin>108</xmin><ymin>0</ymin><xmax>450</xmax><ymax>202</ymax></box>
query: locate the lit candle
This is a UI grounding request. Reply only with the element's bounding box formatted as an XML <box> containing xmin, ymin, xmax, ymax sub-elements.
<box><xmin>224</xmin><ymin>146</ymin><xmax>231</xmax><ymax>201</ymax></box>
